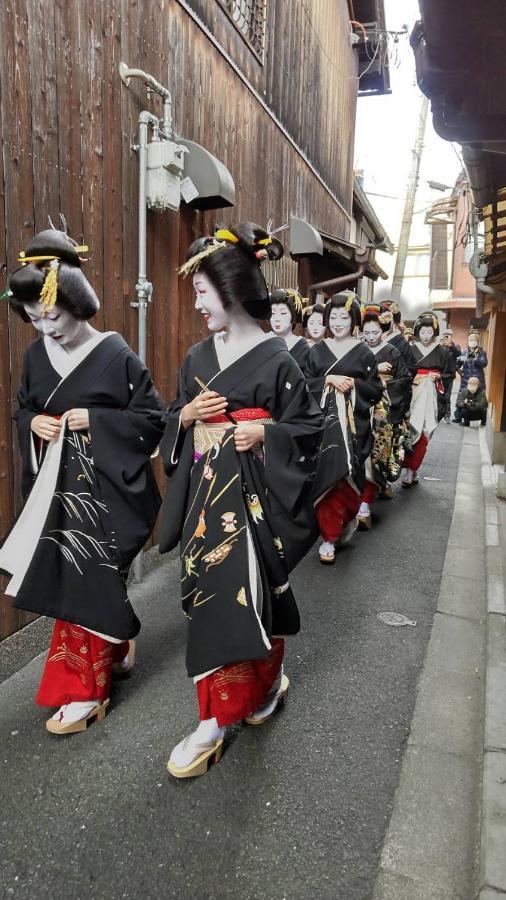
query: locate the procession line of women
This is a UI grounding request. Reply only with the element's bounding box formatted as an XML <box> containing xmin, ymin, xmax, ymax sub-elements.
<box><xmin>0</xmin><ymin>223</ymin><xmax>453</xmax><ymax>779</ymax></box>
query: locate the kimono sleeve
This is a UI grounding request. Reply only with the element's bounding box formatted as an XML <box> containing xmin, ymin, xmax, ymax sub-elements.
<box><xmin>89</xmin><ymin>350</ymin><xmax>165</xmax><ymax>484</ymax></box>
<box><xmin>354</xmin><ymin>354</ymin><xmax>384</xmax><ymax>404</ymax></box>
<box><xmin>159</xmin><ymin>352</ymin><xmax>194</xmax><ymax>476</ymax></box>
<box><xmin>386</xmin><ymin>347</ymin><xmax>412</xmax><ymax>419</ymax></box>
<box><xmin>263</xmin><ymin>355</ymin><xmax>324</xmax><ymax>512</ymax></box>
<box><xmin>13</xmin><ymin>348</ymin><xmax>42</xmax><ymax>497</ymax></box>
<box><xmin>304</xmin><ymin>346</ymin><xmax>326</xmax><ymax>401</ymax></box>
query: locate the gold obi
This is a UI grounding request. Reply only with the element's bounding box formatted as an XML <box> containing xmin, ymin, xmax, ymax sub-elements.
<box><xmin>193</xmin><ymin>417</ymin><xmax>274</xmax><ymax>457</ymax></box>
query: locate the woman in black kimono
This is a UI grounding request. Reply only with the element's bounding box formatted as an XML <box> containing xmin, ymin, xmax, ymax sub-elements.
<box><xmin>305</xmin><ymin>293</ymin><xmax>383</xmax><ymax>564</ymax></box>
<box><xmin>356</xmin><ymin>308</ymin><xmax>412</xmax><ymax>528</ymax></box>
<box><xmin>379</xmin><ymin>300</ymin><xmax>417</xmax><ymax>377</ymax></box>
<box><xmin>401</xmin><ymin>311</ymin><xmax>454</xmax><ymax>486</ymax></box>
<box><xmin>269</xmin><ymin>288</ymin><xmax>310</xmax><ymax>373</ymax></box>
<box><xmin>304</xmin><ymin>302</ymin><xmax>326</xmax><ymax>348</ymax></box>
<box><xmin>0</xmin><ymin>230</ymin><xmax>164</xmax><ymax>734</ymax></box>
<box><xmin>159</xmin><ymin>224</ymin><xmax>323</xmax><ymax>779</ymax></box>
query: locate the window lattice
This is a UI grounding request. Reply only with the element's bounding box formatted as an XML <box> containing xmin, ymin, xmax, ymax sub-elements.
<box><xmin>218</xmin><ymin>0</ymin><xmax>266</xmax><ymax>61</ymax></box>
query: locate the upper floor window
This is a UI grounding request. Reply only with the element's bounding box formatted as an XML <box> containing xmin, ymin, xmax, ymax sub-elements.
<box><xmin>218</xmin><ymin>0</ymin><xmax>267</xmax><ymax>62</ymax></box>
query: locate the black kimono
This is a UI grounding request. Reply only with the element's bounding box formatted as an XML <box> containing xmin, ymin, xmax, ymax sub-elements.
<box><xmin>368</xmin><ymin>342</ymin><xmax>412</xmax><ymax>487</ymax></box>
<box><xmin>159</xmin><ymin>336</ymin><xmax>323</xmax><ymax>678</ymax></box>
<box><xmin>0</xmin><ymin>333</ymin><xmax>165</xmax><ymax>640</ymax></box>
<box><xmin>386</xmin><ymin>332</ymin><xmax>417</xmax><ymax>378</ymax></box>
<box><xmin>305</xmin><ymin>340</ymin><xmax>384</xmax><ymax>496</ymax></box>
<box><xmin>287</xmin><ymin>336</ymin><xmax>311</xmax><ymax>375</ymax></box>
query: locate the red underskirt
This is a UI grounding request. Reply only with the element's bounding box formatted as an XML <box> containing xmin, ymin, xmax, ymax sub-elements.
<box><xmin>362</xmin><ymin>482</ymin><xmax>379</xmax><ymax>505</ymax></box>
<box><xmin>315</xmin><ymin>480</ymin><xmax>361</xmax><ymax>543</ymax></box>
<box><xmin>404</xmin><ymin>433</ymin><xmax>429</xmax><ymax>472</ymax></box>
<box><xmin>36</xmin><ymin>620</ymin><xmax>129</xmax><ymax>707</ymax></box>
<box><xmin>196</xmin><ymin>638</ymin><xmax>285</xmax><ymax>726</ymax></box>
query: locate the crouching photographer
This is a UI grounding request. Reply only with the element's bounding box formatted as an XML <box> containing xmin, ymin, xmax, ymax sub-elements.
<box><xmin>455</xmin><ymin>376</ymin><xmax>488</xmax><ymax>427</ymax></box>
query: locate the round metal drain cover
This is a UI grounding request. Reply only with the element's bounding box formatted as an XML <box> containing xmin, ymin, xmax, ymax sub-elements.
<box><xmin>378</xmin><ymin>612</ymin><xmax>417</xmax><ymax>627</ymax></box>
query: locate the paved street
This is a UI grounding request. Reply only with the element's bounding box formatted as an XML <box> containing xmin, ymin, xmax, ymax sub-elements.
<box><xmin>1</xmin><ymin>423</ymin><xmax>464</xmax><ymax>900</ymax></box>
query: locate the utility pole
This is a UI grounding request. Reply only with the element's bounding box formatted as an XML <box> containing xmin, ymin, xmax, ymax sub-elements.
<box><xmin>391</xmin><ymin>95</ymin><xmax>429</xmax><ymax>301</ymax></box>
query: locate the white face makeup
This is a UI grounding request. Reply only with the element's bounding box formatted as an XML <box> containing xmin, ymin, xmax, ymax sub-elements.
<box><xmin>23</xmin><ymin>303</ymin><xmax>83</xmax><ymax>347</ymax></box>
<box><xmin>418</xmin><ymin>325</ymin><xmax>435</xmax><ymax>346</ymax></box>
<box><xmin>328</xmin><ymin>306</ymin><xmax>352</xmax><ymax>340</ymax></box>
<box><xmin>468</xmin><ymin>337</ymin><xmax>479</xmax><ymax>348</ymax></box>
<box><xmin>306</xmin><ymin>311</ymin><xmax>325</xmax><ymax>341</ymax></box>
<box><xmin>270</xmin><ymin>303</ymin><xmax>293</xmax><ymax>337</ymax></box>
<box><xmin>193</xmin><ymin>272</ymin><xmax>229</xmax><ymax>332</ymax></box>
<box><xmin>362</xmin><ymin>320</ymin><xmax>383</xmax><ymax>348</ymax></box>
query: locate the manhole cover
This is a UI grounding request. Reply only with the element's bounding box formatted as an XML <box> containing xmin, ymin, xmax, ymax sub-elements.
<box><xmin>378</xmin><ymin>612</ymin><xmax>417</xmax><ymax>627</ymax></box>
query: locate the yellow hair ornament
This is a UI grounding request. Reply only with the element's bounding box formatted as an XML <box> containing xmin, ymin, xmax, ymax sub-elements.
<box><xmin>39</xmin><ymin>260</ymin><xmax>59</xmax><ymax>314</ymax></box>
<box><xmin>285</xmin><ymin>289</ymin><xmax>305</xmax><ymax>315</ymax></box>
<box><xmin>257</xmin><ymin>237</ymin><xmax>273</xmax><ymax>247</ymax></box>
<box><xmin>178</xmin><ymin>242</ymin><xmax>227</xmax><ymax>278</ymax></box>
<box><xmin>18</xmin><ymin>253</ymin><xmax>59</xmax><ymax>265</ymax></box>
<box><xmin>214</xmin><ymin>229</ymin><xmax>239</xmax><ymax>244</ymax></box>
<box><xmin>344</xmin><ymin>295</ymin><xmax>356</xmax><ymax>313</ymax></box>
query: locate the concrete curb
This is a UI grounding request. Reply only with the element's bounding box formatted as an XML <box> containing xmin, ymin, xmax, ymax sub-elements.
<box><xmin>373</xmin><ymin>427</ymin><xmax>487</xmax><ymax>899</ymax></box>
<box><xmin>478</xmin><ymin>428</ymin><xmax>506</xmax><ymax>899</ymax></box>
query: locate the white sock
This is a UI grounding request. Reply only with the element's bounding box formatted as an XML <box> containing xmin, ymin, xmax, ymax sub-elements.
<box><xmin>170</xmin><ymin>717</ymin><xmax>224</xmax><ymax>768</ymax></box>
<box><xmin>51</xmin><ymin>700</ymin><xmax>100</xmax><ymax>724</ymax></box>
<box><xmin>319</xmin><ymin>540</ymin><xmax>335</xmax><ymax>556</ymax></box>
<box><xmin>358</xmin><ymin>502</ymin><xmax>370</xmax><ymax>517</ymax></box>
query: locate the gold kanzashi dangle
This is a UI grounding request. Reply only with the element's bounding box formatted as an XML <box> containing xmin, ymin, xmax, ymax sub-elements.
<box><xmin>214</xmin><ymin>228</ymin><xmax>239</xmax><ymax>244</ymax></box>
<box><xmin>344</xmin><ymin>294</ymin><xmax>358</xmax><ymax>313</ymax></box>
<box><xmin>39</xmin><ymin>259</ymin><xmax>59</xmax><ymax>314</ymax></box>
<box><xmin>178</xmin><ymin>241</ymin><xmax>228</xmax><ymax>278</ymax></box>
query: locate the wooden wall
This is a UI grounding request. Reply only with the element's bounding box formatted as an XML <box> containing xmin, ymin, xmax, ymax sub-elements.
<box><xmin>0</xmin><ymin>0</ymin><xmax>358</xmax><ymax>638</ymax></box>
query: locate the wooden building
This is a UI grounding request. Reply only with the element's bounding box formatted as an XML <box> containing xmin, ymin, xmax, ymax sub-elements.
<box><xmin>412</xmin><ymin>0</ymin><xmax>506</xmax><ymax>487</ymax></box>
<box><xmin>0</xmin><ymin>0</ymin><xmax>388</xmax><ymax>638</ymax></box>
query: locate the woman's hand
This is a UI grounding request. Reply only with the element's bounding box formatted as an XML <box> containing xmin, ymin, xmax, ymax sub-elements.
<box><xmin>233</xmin><ymin>423</ymin><xmax>265</xmax><ymax>453</ymax></box>
<box><xmin>30</xmin><ymin>415</ymin><xmax>61</xmax><ymax>443</ymax></box>
<box><xmin>325</xmin><ymin>374</ymin><xmax>354</xmax><ymax>393</ymax></box>
<box><xmin>181</xmin><ymin>391</ymin><xmax>228</xmax><ymax>429</ymax></box>
<box><xmin>378</xmin><ymin>362</ymin><xmax>392</xmax><ymax>374</ymax></box>
<box><xmin>67</xmin><ymin>408</ymin><xmax>90</xmax><ymax>431</ymax></box>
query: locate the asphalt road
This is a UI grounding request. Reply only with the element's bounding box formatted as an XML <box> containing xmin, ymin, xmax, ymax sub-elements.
<box><xmin>0</xmin><ymin>423</ymin><xmax>463</xmax><ymax>900</ymax></box>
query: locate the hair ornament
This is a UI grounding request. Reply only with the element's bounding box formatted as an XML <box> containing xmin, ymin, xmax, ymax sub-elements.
<box><xmin>379</xmin><ymin>310</ymin><xmax>393</xmax><ymax>325</ymax></box>
<box><xmin>285</xmin><ymin>288</ymin><xmax>306</xmax><ymax>315</ymax></box>
<box><xmin>344</xmin><ymin>294</ymin><xmax>359</xmax><ymax>313</ymax></box>
<box><xmin>0</xmin><ymin>287</ymin><xmax>13</xmax><ymax>302</ymax></box>
<box><xmin>178</xmin><ymin>240</ymin><xmax>227</xmax><ymax>278</ymax></box>
<box><xmin>39</xmin><ymin>259</ymin><xmax>60</xmax><ymax>314</ymax></box>
<box><xmin>214</xmin><ymin>228</ymin><xmax>239</xmax><ymax>244</ymax></box>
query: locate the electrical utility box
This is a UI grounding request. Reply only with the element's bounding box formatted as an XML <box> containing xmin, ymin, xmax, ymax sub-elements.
<box><xmin>146</xmin><ymin>140</ymin><xmax>188</xmax><ymax>211</ymax></box>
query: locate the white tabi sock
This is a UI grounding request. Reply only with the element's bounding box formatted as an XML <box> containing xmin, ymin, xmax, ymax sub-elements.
<box><xmin>51</xmin><ymin>700</ymin><xmax>100</xmax><ymax>725</ymax></box>
<box><xmin>358</xmin><ymin>502</ymin><xmax>370</xmax><ymax>517</ymax></box>
<box><xmin>169</xmin><ymin>717</ymin><xmax>225</xmax><ymax>768</ymax></box>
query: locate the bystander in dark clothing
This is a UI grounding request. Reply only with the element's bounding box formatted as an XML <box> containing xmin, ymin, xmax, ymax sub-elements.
<box><xmin>440</xmin><ymin>330</ymin><xmax>460</xmax><ymax>423</ymax></box>
<box><xmin>453</xmin><ymin>334</ymin><xmax>488</xmax><ymax>422</ymax></box>
<box><xmin>456</xmin><ymin>377</ymin><xmax>488</xmax><ymax>427</ymax></box>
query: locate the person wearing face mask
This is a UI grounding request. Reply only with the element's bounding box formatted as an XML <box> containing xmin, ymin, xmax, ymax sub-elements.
<box><xmin>453</xmin><ymin>333</ymin><xmax>488</xmax><ymax>423</ymax></box>
<box><xmin>378</xmin><ymin>300</ymin><xmax>417</xmax><ymax>378</ymax></box>
<box><xmin>356</xmin><ymin>308</ymin><xmax>412</xmax><ymax>528</ymax></box>
<box><xmin>0</xmin><ymin>229</ymin><xmax>165</xmax><ymax>734</ymax></box>
<box><xmin>455</xmin><ymin>376</ymin><xmax>488</xmax><ymax>427</ymax></box>
<box><xmin>269</xmin><ymin>288</ymin><xmax>310</xmax><ymax>373</ymax></box>
<box><xmin>401</xmin><ymin>311</ymin><xmax>454</xmax><ymax>487</ymax></box>
<box><xmin>305</xmin><ymin>292</ymin><xmax>383</xmax><ymax>563</ymax></box>
<box><xmin>158</xmin><ymin>223</ymin><xmax>323</xmax><ymax>779</ymax></box>
<box><xmin>303</xmin><ymin>302</ymin><xmax>327</xmax><ymax>348</ymax></box>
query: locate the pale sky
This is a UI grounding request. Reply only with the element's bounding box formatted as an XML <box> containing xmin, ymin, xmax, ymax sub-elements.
<box><xmin>354</xmin><ymin>0</ymin><xmax>461</xmax><ymax>310</ymax></box>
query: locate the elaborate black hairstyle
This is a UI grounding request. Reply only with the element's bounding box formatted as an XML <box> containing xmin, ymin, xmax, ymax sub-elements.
<box><xmin>323</xmin><ymin>291</ymin><xmax>362</xmax><ymax>329</ymax></box>
<box><xmin>8</xmin><ymin>229</ymin><xmax>99</xmax><ymax>322</ymax></box>
<box><xmin>414</xmin><ymin>310</ymin><xmax>440</xmax><ymax>337</ymax></box>
<box><xmin>361</xmin><ymin>302</ymin><xmax>392</xmax><ymax>333</ymax></box>
<box><xmin>181</xmin><ymin>222</ymin><xmax>284</xmax><ymax>321</ymax></box>
<box><xmin>380</xmin><ymin>299</ymin><xmax>402</xmax><ymax>325</ymax></box>
<box><xmin>303</xmin><ymin>302</ymin><xmax>326</xmax><ymax>329</ymax></box>
<box><xmin>269</xmin><ymin>288</ymin><xmax>305</xmax><ymax>327</ymax></box>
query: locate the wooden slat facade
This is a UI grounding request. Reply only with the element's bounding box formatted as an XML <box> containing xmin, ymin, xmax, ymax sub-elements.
<box><xmin>0</xmin><ymin>0</ymin><xmax>359</xmax><ymax>639</ymax></box>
